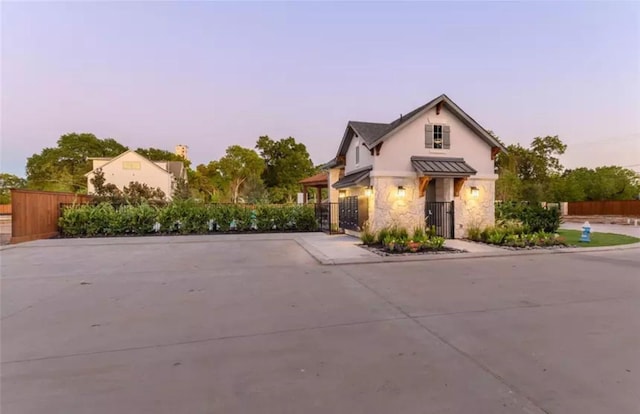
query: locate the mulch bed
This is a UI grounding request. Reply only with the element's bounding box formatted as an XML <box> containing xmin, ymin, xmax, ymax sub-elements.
<box><xmin>359</xmin><ymin>244</ymin><xmax>466</xmax><ymax>257</ymax></box>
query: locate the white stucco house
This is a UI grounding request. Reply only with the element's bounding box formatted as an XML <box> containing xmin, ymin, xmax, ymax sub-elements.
<box><xmin>323</xmin><ymin>94</ymin><xmax>506</xmax><ymax>238</ymax></box>
<box><xmin>85</xmin><ymin>150</ymin><xmax>187</xmax><ymax>200</ymax></box>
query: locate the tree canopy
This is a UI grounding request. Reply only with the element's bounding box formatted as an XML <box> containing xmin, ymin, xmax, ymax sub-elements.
<box><xmin>496</xmin><ymin>135</ymin><xmax>639</xmax><ymax>202</ymax></box>
<box><xmin>206</xmin><ymin>145</ymin><xmax>265</xmax><ymax>204</ymax></box>
<box><xmin>255</xmin><ymin>135</ymin><xmax>316</xmax><ymax>203</ymax></box>
<box><xmin>26</xmin><ymin>133</ymin><xmax>128</xmax><ymax>192</ymax></box>
<box><xmin>0</xmin><ymin>173</ymin><xmax>27</xmax><ymax>204</ymax></box>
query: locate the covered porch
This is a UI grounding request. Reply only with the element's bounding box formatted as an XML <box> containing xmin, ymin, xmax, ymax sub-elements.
<box><xmin>299</xmin><ymin>172</ymin><xmax>329</xmax><ymax>204</ymax></box>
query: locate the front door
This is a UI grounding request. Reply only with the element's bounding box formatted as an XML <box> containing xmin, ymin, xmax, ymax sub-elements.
<box><xmin>424</xmin><ymin>179</ymin><xmax>454</xmax><ymax>238</ymax></box>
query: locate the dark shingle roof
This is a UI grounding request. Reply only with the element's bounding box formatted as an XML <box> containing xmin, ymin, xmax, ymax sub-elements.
<box><xmin>332</xmin><ymin>166</ymin><xmax>372</xmax><ymax>189</ymax></box>
<box><xmin>411</xmin><ymin>156</ymin><xmax>477</xmax><ymax>177</ymax></box>
<box><xmin>348</xmin><ymin>121</ymin><xmax>391</xmax><ymax>146</ymax></box>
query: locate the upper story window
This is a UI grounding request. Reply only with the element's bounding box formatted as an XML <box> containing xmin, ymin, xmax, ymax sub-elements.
<box><xmin>433</xmin><ymin>125</ymin><xmax>443</xmax><ymax>149</ymax></box>
<box><xmin>425</xmin><ymin>124</ymin><xmax>450</xmax><ymax>150</ymax></box>
<box><xmin>122</xmin><ymin>161</ymin><xmax>141</xmax><ymax>170</ymax></box>
<box><xmin>355</xmin><ymin>141</ymin><xmax>360</xmax><ymax>165</ymax></box>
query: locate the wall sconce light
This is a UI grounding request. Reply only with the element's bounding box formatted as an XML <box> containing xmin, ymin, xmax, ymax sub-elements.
<box><xmin>397</xmin><ymin>186</ymin><xmax>406</xmax><ymax>198</ymax></box>
<box><xmin>364</xmin><ymin>186</ymin><xmax>373</xmax><ymax>197</ymax></box>
<box><xmin>338</xmin><ymin>190</ymin><xmax>346</xmax><ymax>199</ymax></box>
<box><xmin>470</xmin><ymin>186</ymin><xmax>479</xmax><ymax>198</ymax></box>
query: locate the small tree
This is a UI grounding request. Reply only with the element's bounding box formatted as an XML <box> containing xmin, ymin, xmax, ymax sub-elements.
<box><xmin>123</xmin><ymin>182</ymin><xmax>166</xmax><ymax>205</ymax></box>
<box><xmin>90</xmin><ymin>169</ymin><xmax>122</xmax><ymax>202</ymax></box>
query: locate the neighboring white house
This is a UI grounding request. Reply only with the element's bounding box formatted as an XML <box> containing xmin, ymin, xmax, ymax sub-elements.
<box><xmin>85</xmin><ymin>150</ymin><xmax>187</xmax><ymax>200</ymax></box>
<box><xmin>325</xmin><ymin>94</ymin><xmax>506</xmax><ymax>238</ymax></box>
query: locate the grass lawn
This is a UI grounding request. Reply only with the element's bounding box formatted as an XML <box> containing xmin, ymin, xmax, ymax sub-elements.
<box><xmin>557</xmin><ymin>229</ymin><xmax>640</xmax><ymax>247</ymax></box>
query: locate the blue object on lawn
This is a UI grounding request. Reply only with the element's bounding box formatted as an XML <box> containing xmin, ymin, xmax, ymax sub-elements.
<box><xmin>580</xmin><ymin>221</ymin><xmax>591</xmax><ymax>242</ymax></box>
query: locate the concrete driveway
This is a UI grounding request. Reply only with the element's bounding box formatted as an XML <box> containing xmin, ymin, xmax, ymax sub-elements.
<box><xmin>2</xmin><ymin>234</ymin><xmax>639</xmax><ymax>413</ymax></box>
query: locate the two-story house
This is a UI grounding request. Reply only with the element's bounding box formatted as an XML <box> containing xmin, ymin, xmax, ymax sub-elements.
<box><xmin>85</xmin><ymin>150</ymin><xmax>187</xmax><ymax>200</ymax></box>
<box><xmin>326</xmin><ymin>94</ymin><xmax>505</xmax><ymax>238</ymax></box>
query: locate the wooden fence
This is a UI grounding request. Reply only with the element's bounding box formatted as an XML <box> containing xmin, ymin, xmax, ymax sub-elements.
<box><xmin>567</xmin><ymin>200</ymin><xmax>640</xmax><ymax>217</ymax></box>
<box><xmin>10</xmin><ymin>189</ymin><xmax>92</xmax><ymax>244</ymax></box>
<box><xmin>0</xmin><ymin>204</ymin><xmax>11</xmax><ymax>215</ymax></box>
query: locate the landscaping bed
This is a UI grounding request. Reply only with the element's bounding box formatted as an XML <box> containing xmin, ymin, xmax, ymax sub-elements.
<box><xmin>360</xmin><ymin>244</ymin><xmax>465</xmax><ymax>257</ymax></box>
<box><xmin>467</xmin><ymin>203</ymin><xmax>567</xmax><ymax>249</ymax></box>
<box><xmin>358</xmin><ymin>224</ymin><xmax>462</xmax><ymax>255</ymax></box>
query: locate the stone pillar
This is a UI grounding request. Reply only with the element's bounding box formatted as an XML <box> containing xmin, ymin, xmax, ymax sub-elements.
<box><xmin>454</xmin><ymin>177</ymin><xmax>496</xmax><ymax>239</ymax></box>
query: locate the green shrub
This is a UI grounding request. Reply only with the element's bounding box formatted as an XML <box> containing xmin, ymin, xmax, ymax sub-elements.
<box><xmin>467</xmin><ymin>225</ymin><xmax>482</xmax><ymax>241</ymax></box>
<box><xmin>412</xmin><ymin>226</ymin><xmax>425</xmax><ymax>240</ymax></box>
<box><xmin>486</xmin><ymin>228</ymin><xmax>507</xmax><ymax>245</ymax></box>
<box><xmin>427</xmin><ymin>236</ymin><xmax>446</xmax><ymax>249</ymax></box>
<box><xmin>360</xmin><ymin>221</ymin><xmax>376</xmax><ymax>245</ymax></box>
<box><xmin>389</xmin><ymin>226</ymin><xmax>409</xmax><ymax>240</ymax></box>
<box><xmin>292</xmin><ymin>205</ymin><xmax>318</xmax><ymax>231</ymax></box>
<box><xmin>59</xmin><ymin>202</ymin><xmax>319</xmax><ymax>237</ymax></box>
<box><xmin>377</xmin><ymin>227</ymin><xmax>391</xmax><ymax>245</ymax></box>
<box><xmin>496</xmin><ymin>202</ymin><xmax>561</xmax><ymax>233</ymax></box>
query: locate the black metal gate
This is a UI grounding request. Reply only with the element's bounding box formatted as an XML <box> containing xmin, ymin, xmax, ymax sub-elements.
<box><xmin>425</xmin><ymin>201</ymin><xmax>454</xmax><ymax>238</ymax></box>
<box><xmin>315</xmin><ymin>203</ymin><xmax>342</xmax><ymax>234</ymax></box>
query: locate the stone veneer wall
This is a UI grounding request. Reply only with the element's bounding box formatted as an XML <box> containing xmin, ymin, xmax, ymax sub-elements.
<box><xmin>369</xmin><ymin>176</ymin><xmax>425</xmax><ymax>233</ymax></box>
<box><xmin>453</xmin><ymin>178</ymin><xmax>496</xmax><ymax>238</ymax></box>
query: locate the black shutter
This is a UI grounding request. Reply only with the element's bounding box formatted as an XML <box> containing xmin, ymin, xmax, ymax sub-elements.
<box><xmin>425</xmin><ymin>124</ymin><xmax>434</xmax><ymax>148</ymax></box>
<box><xmin>443</xmin><ymin>125</ymin><xmax>451</xmax><ymax>149</ymax></box>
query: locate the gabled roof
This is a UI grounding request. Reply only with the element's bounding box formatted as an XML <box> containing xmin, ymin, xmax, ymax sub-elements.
<box><xmin>335</xmin><ymin>94</ymin><xmax>506</xmax><ymax>158</ymax></box>
<box><xmin>84</xmin><ymin>150</ymin><xmax>174</xmax><ymax>177</ymax></box>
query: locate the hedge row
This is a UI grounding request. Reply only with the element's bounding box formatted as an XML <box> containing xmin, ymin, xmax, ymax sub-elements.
<box><xmin>58</xmin><ymin>202</ymin><xmax>318</xmax><ymax>237</ymax></box>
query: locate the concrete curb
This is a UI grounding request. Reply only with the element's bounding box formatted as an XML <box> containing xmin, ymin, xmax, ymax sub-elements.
<box><xmin>299</xmin><ymin>241</ymin><xmax>640</xmax><ymax>266</ymax></box>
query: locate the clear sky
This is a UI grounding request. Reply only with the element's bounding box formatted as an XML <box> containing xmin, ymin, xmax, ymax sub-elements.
<box><xmin>2</xmin><ymin>1</ymin><xmax>639</xmax><ymax>177</ymax></box>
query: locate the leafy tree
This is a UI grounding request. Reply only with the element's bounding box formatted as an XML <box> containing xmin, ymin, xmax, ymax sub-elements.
<box><xmin>552</xmin><ymin>166</ymin><xmax>640</xmax><ymax>201</ymax></box>
<box><xmin>255</xmin><ymin>136</ymin><xmax>315</xmax><ymax>203</ymax></box>
<box><xmin>495</xmin><ymin>135</ymin><xmax>567</xmax><ymax>202</ymax></box>
<box><xmin>210</xmin><ymin>145</ymin><xmax>265</xmax><ymax>203</ymax></box>
<box><xmin>136</xmin><ymin>147</ymin><xmax>191</xmax><ymax>168</ymax></box>
<box><xmin>26</xmin><ymin>133</ymin><xmax>128</xmax><ymax>192</ymax></box>
<box><xmin>0</xmin><ymin>173</ymin><xmax>27</xmax><ymax>204</ymax></box>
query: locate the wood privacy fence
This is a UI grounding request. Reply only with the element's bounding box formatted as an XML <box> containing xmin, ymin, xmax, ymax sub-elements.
<box><xmin>567</xmin><ymin>200</ymin><xmax>640</xmax><ymax>217</ymax></box>
<box><xmin>11</xmin><ymin>189</ymin><xmax>92</xmax><ymax>244</ymax></box>
<box><xmin>0</xmin><ymin>204</ymin><xmax>11</xmax><ymax>215</ymax></box>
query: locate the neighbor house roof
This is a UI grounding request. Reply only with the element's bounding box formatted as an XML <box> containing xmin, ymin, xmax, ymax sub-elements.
<box><xmin>336</xmin><ymin>94</ymin><xmax>506</xmax><ymax>158</ymax></box>
<box><xmin>332</xmin><ymin>166</ymin><xmax>372</xmax><ymax>189</ymax></box>
<box><xmin>299</xmin><ymin>172</ymin><xmax>329</xmax><ymax>186</ymax></box>
<box><xmin>411</xmin><ymin>156</ymin><xmax>477</xmax><ymax>177</ymax></box>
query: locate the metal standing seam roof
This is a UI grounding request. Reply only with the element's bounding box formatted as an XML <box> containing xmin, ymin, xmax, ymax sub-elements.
<box><xmin>411</xmin><ymin>156</ymin><xmax>477</xmax><ymax>176</ymax></box>
<box><xmin>331</xmin><ymin>167</ymin><xmax>372</xmax><ymax>189</ymax></box>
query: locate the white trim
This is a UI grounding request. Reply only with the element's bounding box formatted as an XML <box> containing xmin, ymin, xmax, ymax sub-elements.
<box><xmin>429</xmin><ymin>150</ymin><xmax>449</xmax><ymax>154</ymax></box>
<box><xmin>468</xmin><ymin>174</ymin><xmax>499</xmax><ymax>180</ymax></box>
<box><xmin>370</xmin><ymin>170</ymin><xmax>417</xmax><ymax>178</ymax></box>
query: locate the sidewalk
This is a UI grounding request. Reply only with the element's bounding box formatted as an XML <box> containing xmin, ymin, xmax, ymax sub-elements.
<box><xmin>295</xmin><ymin>233</ymin><xmax>506</xmax><ymax>265</ymax></box>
